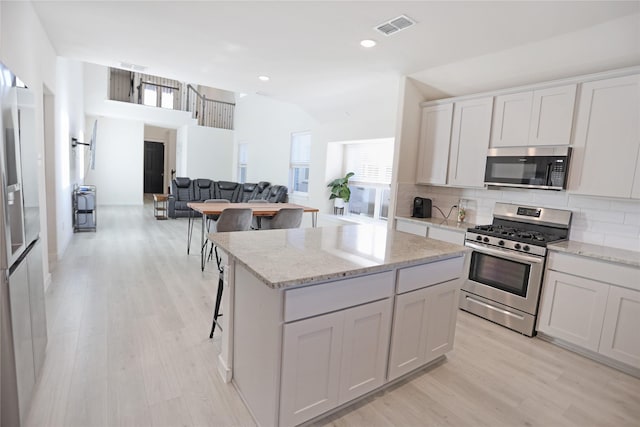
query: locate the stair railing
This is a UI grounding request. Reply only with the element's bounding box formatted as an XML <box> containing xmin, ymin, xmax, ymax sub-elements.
<box><xmin>186</xmin><ymin>84</ymin><xmax>235</xmax><ymax>130</ymax></box>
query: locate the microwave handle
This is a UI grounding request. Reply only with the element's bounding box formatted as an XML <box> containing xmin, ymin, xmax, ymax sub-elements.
<box><xmin>545</xmin><ymin>163</ymin><xmax>552</xmax><ymax>187</ymax></box>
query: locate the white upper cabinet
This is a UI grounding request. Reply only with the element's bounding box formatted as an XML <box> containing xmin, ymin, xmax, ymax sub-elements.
<box><xmin>490</xmin><ymin>91</ymin><xmax>533</xmax><ymax>147</ymax></box>
<box><xmin>416</xmin><ymin>103</ymin><xmax>453</xmax><ymax>185</ymax></box>
<box><xmin>529</xmin><ymin>84</ymin><xmax>577</xmax><ymax>146</ymax></box>
<box><xmin>568</xmin><ymin>74</ymin><xmax>640</xmax><ymax>199</ymax></box>
<box><xmin>491</xmin><ymin>84</ymin><xmax>576</xmax><ymax>148</ymax></box>
<box><xmin>448</xmin><ymin>97</ymin><xmax>493</xmax><ymax>188</ymax></box>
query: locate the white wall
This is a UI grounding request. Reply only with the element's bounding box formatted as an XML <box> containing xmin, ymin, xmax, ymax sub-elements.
<box><xmin>234</xmin><ymin>92</ymin><xmax>398</xmax><ymax>216</ymax></box>
<box><xmin>178</xmin><ymin>125</ymin><xmax>234</xmax><ymax>180</ymax></box>
<box><xmin>84</xmin><ymin>117</ymin><xmax>144</xmax><ymax>205</ymax></box>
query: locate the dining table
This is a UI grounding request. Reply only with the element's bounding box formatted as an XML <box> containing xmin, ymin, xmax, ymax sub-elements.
<box><xmin>187</xmin><ymin>202</ymin><xmax>320</xmax><ymax>271</ymax></box>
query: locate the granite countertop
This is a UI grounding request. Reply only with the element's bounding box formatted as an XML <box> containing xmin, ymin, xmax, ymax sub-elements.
<box><xmin>208</xmin><ymin>224</ymin><xmax>468</xmax><ymax>289</ymax></box>
<box><xmin>548</xmin><ymin>241</ymin><xmax>640</xmax><ymax>268</ymax></box>
<box><xmin>396</xmin><ymin>215</ymin><xmax>477</xmax><ymax>232</ymax></box>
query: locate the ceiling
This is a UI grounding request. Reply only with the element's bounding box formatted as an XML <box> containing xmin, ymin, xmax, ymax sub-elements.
<box><xmin>31</xmin><ymin>1</ymin><xmax>640</xmax><ymax>122</ymax></box>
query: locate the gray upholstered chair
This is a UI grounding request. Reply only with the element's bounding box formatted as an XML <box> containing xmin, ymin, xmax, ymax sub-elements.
<box><xmin>261</xmin><ymin>207</ymin><xmax>303</xmax><ymax>230</ymax></box>
<box><xmin>208</xmin><ymin>208</ymin><xmax>253</xmax><ymax>339</ymax></box>
<box><xmin>248</xmin><ymin>198</ymin><xmax>268</xmax><ymax>229</ymax></box>
<box><xmin>204</xmin><ymin>198</ymin><xmax>230</xmax><ymax>225</ymax></box>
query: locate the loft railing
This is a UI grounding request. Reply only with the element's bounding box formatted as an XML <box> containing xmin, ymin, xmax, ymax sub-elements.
<box><xmin>108</xmin><ymin>68</ymin><xmax>235</xmax><ymax>130</ymax></box>
<box><xmin>186</xmin><ymin>84</ymin><xmax>235</xmax><ymax>130</ymax></box>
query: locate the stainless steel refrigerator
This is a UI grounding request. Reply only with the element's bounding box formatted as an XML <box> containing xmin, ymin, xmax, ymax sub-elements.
<box><xmin>0</xmin><ymin>62</ymin><xmax>47</xmax><ymax>426</ymax></box>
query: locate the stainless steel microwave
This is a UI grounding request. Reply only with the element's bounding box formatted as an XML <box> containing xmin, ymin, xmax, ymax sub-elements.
<box><xmin>484</xmin><ymin>147</ymin><xmax>571</xmax><ymax>190</ymax></box>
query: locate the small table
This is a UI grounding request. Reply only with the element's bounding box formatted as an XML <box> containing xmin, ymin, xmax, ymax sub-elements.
<box><xmin>153</xmin><ymin>194</ymin><xmax>169</xmax><ymax>220</ymax></box>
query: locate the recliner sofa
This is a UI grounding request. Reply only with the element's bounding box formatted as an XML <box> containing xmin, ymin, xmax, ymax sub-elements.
<box><xmin>168</xmin><ymin>177</ymin><xmax>288</xmax><ymax>218</ymax></box>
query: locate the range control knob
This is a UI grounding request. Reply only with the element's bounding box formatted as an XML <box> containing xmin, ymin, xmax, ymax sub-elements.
<box><xmin>514</xmin><ymin>243</ymin><xmax>521</xmax><ymax>250</ymax></box>
<box><xmin>523</xmin><ymin>245</ymin><xmax>530</xmax><ymax>252</ymax></box>
<box><xmin>498</xmin><ymin>240</ymin><xmax>505</xmax><ymax>246</ymax></box>
<box><xmin>483</xmin><ymin>237</ymin><xmax>490</xmax><ymax>243</ymax></box>
<box><xmin>476</xmin><ymin>235</ymin><xmax>483</xmax><ymax>241</ymax></box>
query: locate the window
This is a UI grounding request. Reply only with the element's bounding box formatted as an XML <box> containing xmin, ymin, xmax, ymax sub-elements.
<box><xmin>289</xmin><ymin>132</ymin><xmax>311</xmax><ymax>194</ymax></box>
<box><xmin>237</xmin><ymin>143</ymin><xmax>248</xmax><ymax>183</ymax></box>
<box><xmin>342</xmin><ymin>139</ymin><xmax>394</xmax><ymax>221</ymax></box>
<box><xmin>140</xmin><ymin>81</ymin><xmax>177</xmax><ymax>109</ymax></box>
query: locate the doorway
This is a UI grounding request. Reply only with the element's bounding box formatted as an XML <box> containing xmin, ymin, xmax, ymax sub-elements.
<box><xmin>143</xmin><ymin>141</ymin><xmax>165</xmax><ymax>194</ymax></box>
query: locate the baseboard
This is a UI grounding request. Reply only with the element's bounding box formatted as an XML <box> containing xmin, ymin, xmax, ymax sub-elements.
<box><xmin>217</xmin><ymin>353</ymin><xmax>232</xmax><ymax>383</ymax></box>
<box><xmin>537</xmin><ymin>332</ymin><xmax>640</xmax><ymax>379</ymax></box>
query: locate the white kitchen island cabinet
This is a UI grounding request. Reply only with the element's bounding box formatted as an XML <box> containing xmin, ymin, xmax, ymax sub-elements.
<box><xmin>208</xmin><ymin>225</ymin><xmax>468</xmax><ymax>427</ymax></box>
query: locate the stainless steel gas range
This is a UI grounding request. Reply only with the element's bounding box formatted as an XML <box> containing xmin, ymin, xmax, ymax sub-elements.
<box><xmin>460</xmin><ymin>203</ymin><xmax>572</xmax><ymax>336</ymax></box>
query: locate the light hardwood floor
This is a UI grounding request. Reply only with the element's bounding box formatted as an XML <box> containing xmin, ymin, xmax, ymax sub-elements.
<box><xmin>26</xmin><ymin>203</ymin><xmax>640</xmax><ymax>427</ymax></box>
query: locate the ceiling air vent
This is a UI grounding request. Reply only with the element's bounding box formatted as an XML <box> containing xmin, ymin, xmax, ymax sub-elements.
<box><xmin>375</xmin><ymin>14</ymin><xmax>416</xmax><ymax>36</ymax></box>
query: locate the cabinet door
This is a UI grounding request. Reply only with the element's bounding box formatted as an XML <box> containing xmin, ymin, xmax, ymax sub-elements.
<box><xmin>537</xmin><ymin>270</ymin><xmax>608</xmax><ymax>351</ymax></box>
<box><xmin>599</xmin><ymin>286</ymin><xmax>640</xmax><ymax>368</ymax></box>
<box><xmin>448</xmin><ymin>97</ymin><xmax>493</xmax><ymax>188</ymax></box>
<box><xmin>529</xmin><ymin>84</ymin><xmax>576</xmax><ymax>146</ymax></box>
<box><xmin>424</xmin><ymin>279</ymin><xmax>460</xmax><ymax>362</ymax></box>
<box><xmin>568</xmin><ymin>74</ymin><xmax>640</xmax><ymax>198</ymax></box>
<box><xmin>280</xmin><ymin>311</ymin><xmax>344</xmax><ymax>427</ymax></box>
<box><xmin>416</xmin><ymin>103</ymin><xmax>453</xmax><ymax>185</ymax></box>
<box><xmin>338</xmin><ymin>299</ymin><xmax>392</xmax><ymax>404</ymax></box>
<box><xmin>490</xmin><ymin>91</ymin><xmax>532</xmax><ymax>147</ymax></box>
<box><xmin>388</xmin><ymin>286</ymin><xmax>430</xmax><ymax>381</ymax></box>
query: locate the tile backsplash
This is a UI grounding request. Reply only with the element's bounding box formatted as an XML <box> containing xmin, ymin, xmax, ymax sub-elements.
<box><xmin>396</xmin><ymin>183</ymin><xmax>640</xmax><ymax>252</ymax></box>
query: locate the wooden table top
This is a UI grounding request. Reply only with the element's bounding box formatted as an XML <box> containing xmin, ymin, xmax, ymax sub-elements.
<box><xmin>187</xmin><ymin>202</ymin><xmax>319</xmax><ymax>217</ymax></box>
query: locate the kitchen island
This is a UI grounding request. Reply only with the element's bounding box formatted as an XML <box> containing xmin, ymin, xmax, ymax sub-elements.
<box><xmin>208</xmin><ymin>224</ymin><xmax>468</xmax><ymax>427</ymax></box>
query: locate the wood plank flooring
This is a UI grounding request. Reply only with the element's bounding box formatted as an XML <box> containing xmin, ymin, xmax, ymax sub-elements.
<box><xmin>26</xmin><ymin>202</ymin><xmax>640</xmax><ymax>427</ymax></box>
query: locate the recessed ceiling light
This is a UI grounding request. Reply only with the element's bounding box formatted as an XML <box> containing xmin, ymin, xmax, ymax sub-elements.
<box><xmin>360</xmin><ymin>39</ymin><xmax>377</xmax><ymax>48</ymax></box>
<box><xmin>258</xmin><ymin>75</ymin><xmax>270</xmax><ymax>82</ymax></box>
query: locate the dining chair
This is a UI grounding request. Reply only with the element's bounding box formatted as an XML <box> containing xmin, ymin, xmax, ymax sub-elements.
<box><xmin>209</xmin><ymin>208</ymin><xmax>253</xmax><ymax>338</ymax></box>
<box><xmin>248</xmin><ymin>198</ymin><xmax>268</xmax><ymax>229</ymax></box>
<box><xmin>204</xmin><ymin>198</ymin><xmax>230</xmax><ymax>227</ymax></box>
<box><xmin>260</xmin><ymin>207</ymin><xmax>304</xmax><ymax>230</ymax></box>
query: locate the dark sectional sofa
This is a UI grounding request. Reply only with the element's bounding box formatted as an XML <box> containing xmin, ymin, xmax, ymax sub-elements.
<box><xmin>168</xmin><ymin>177</ymin><xmax>288</xmax><ymax>218</ymax></box>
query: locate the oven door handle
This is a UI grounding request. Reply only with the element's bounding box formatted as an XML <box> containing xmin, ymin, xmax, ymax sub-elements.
<box><xmin>465</xmin><ymin>241</ymin><xmax>544</xmax><ymax>264</ymax></box>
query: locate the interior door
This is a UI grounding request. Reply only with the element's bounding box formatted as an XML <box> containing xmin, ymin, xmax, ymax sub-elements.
<box><xmin>143</xmin><ymin>141</ymin><xmax>164</xmax><ymax>194</ymax></box>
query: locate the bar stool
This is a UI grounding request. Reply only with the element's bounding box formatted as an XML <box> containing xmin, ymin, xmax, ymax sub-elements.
<box><xmin>209</xmin><ymin>208</ymin><xmax>252</xmax><ymax>338</ymax></box>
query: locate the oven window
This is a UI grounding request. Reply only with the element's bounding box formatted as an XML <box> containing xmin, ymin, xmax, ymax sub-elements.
<box><xmin>469</xmin><ymin>252</ymin><xmax>530</xmax><ymax>297</ymax></box>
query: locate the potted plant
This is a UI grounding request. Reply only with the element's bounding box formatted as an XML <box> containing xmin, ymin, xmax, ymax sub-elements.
<box><xmin>327</xmin><ymin>172</ymin><xmax>355</xmax><ymax>211</ymax></box>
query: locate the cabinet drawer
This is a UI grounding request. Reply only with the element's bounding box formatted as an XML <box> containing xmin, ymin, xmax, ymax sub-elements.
<box><xmin>396</xmin><ymin>219</ymin><xmax>428</xmax><ymax>237</ymax></box>
<box><xmin>427</xmin><ymin>227</ymin><xmax>465</xmax><ymax>246</ymax></box>
<box><xmin>547</xmin><ymin>251</ymin><xmax>640</xmax><ymax>291</ymax></box>
<box><xmin>284</xmin><ymin>271</ymin><xmax>394</xmax><ymax>322</ymax></box>
<box><xmin>396</xmin><ymin>256</ymin><xmax>464</xmax><ymax>294</ymax></box>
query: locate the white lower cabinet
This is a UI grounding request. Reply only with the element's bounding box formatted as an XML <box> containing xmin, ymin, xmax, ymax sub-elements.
<box><xmin>280</xmin><ymin>299</ymin><xmax>392</xmax><ymax>427</ymax></box>
<box><xmin>395</xmin><ymin>218</ymin><xmax>465</xmax><ymax>245</ymax></box>
<box><xmin>388</xmin><ymin>279</ymin><xmax>459</xmax><ymax>381</ymax></box>
<box><xmin>395</xmin><ymin>218</ymin><xmax>428</xmax><ymax>237</ymax></box>
<box><xmin>538</xmin><ymin>251</ymin><xmax>640</xmax><ymax>371</ymax></box>
<box><xmin>599</xmin><ymin>286</ymin><xmax>640</xmax><ymax>368</ymax></box>
<box><xmin>537</xmin><ymin>270</ymin><xmax>609</xmax><ymax>351</ymax></box>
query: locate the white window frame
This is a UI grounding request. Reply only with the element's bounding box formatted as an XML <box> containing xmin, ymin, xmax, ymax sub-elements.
<box><xmin>289</xmin><ymin>131</ymin><xmax>311</xmax><ymax>196</ymax></box>
<box><xmin>237</xmin><ymin>143</ymin><xmax>248</xmax><ymax>183</ymax></box>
